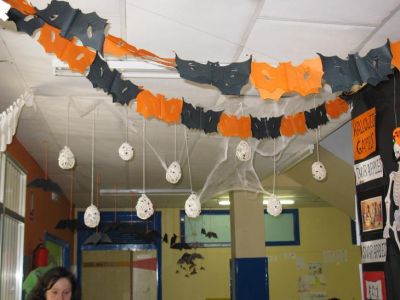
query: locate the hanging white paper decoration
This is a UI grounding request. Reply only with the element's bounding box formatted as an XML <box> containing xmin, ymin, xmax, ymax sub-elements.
<box><xmin>235</xmin><ymin>140</ymin><xmax>251</xmax><ymax>161</ymax></box>
<box><xmin>118</xmin><ymin>142</ymin><xmax>134</xmax><ymax>161</ymax></box>
<box><xmin>84</xmin><ymin>204</ymin><xmax>100</xmax><ymax>228</ymax></box>
<box><xmin>58</xmin><ymin>146</ymin><xmax>76</xmax><ymax>170</ymax></box>
<box><xmin>266</xmin><ymin>195</ymin><xmax>282</xmax><ymax>217</ymax></box>
<box><xmin>136</xmin><ymin>194</ymin><xmax>154</xmax><ymax>220</ymax></box>
<box><xmin>166</xmin><ymin>161</ymin><xmax>182</xmax><ymax>184</ymax></box>
<box><xmin>394</xmin><ymin>143</ymin><xmax>400</xmax><ymax>160</ymax></box>
<box><xmin>185</xmin><ymin>193</ymin><xmax>201</xmax><ymax>218</ymax></box>
<box><xmin>311</xmin><ymin>161</ymin><xmax>327</xmax><ymax>181</ymax></box>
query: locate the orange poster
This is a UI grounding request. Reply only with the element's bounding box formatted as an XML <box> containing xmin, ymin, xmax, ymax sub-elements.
<box><xmin>352</xmin><ymin>107</ymin><xmax>376</xmax><ymax>161</ymax></box>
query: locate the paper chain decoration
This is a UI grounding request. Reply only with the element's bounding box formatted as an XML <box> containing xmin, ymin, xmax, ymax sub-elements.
<box><xmin>4</xmin><ymin>0</ymin><xmax>352</xmax><ymax>139</ymax></box>
<box><xmin>5</xmin><ymin>0</ymin><xmax>400</xmax><ymax>99</ymax></box>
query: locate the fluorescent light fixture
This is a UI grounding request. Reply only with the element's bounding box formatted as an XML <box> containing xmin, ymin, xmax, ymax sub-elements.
<box><xmin>218</xmin><ymin>200</ymin><xmax>231</xmax><ymax>206</ymax></box>
<box><xmin>263</xmin><ymin>199</ymin><xmax>295</xmax><ymax>205</ymax></box>
<box><xmin>52</xmin><ymin>58</ymin><xmax>180</xmax><ymax>79</ymax></box>
<box><xmin>100</xmin><ymin>188</ymin><xmax>192</xmax><ymax>196</ymax></box>
<box><xmin>218</xmin><ymin>198</ymin><xmax>295</xmax><ymax>206</ymax></box>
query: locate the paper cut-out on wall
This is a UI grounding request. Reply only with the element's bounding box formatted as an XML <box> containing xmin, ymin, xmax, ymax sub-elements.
<box><xmin>280</xmin><ymin>112</ymin><xmax>307</xmax><ymax>137</ymax></box>
<box><xmin>38</xmin><ymin>23</ymin><xmax>96</xmax><ymax>73</ymax></box>
<box><xmin>325</xmin><ymin>97</ymin><xmax>349</xmax><ymax>119</ymax></box>
<box><xmin>7</xmin><ymin>8</ymin><xmax>44</xmax><ymax>35</ymax></box>
<box><xmin>87</xmin><ymin>53</ymin><xmax>142</xmax><ymax>105</ymax></box>
<box><xmin>84</xmin><ymin>232</ymin><xmax>112</xmax><ymax>245</ymax></box>
<box><xmin>36</xmin><ymin>0</ymin><xmax>107</xmax><ymax>52</ymax></box>
<box><xmin>319</xmin><ymin>41</ymin><xmax>393</xmax><ymax>92</ymax></box>
<box><xmin>175</xmin><ymin>55</ymin><xmax>252</xmax><ymax>95</ymax></box>
<box><xmin>170</xmin><ymin>233</ymin><xmax>192</xmax><ymax>250</ymax></box>
<box><xmin>250</xmin><ymin>115</ymin><xmax>283</xmax><ymax>140</ymax></box>
<box><xmin>27</xmin><ymin>178</ymin><xmax>63</xmax><ymax>196</ymax></box>
<box><xmin>55</xmin><ymin>219</ymin><xmax>81</xmax><ymax>231</ymax></box>
<box><xmin>201</xmin><ymin>228</ymin><xmax>218</xmax><ymax>239</ymax></box>
<box><xmin>304</xmin><ymin>104</ymin><xmax>329</xmax><ymax>129</ymax></box>
<box><xmin>250</xmin><ymin>58</ymin><xmax>323</xmax><ymax>100</ymax></box>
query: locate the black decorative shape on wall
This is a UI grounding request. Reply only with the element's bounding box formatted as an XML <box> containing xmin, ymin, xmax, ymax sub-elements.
<box><xmin>304</xmin><ymin>104</ymin><xmax>329</xmax><ymax>129</ymax></box>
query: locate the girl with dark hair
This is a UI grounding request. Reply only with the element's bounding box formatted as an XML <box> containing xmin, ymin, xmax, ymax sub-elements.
<box><xmin>28</xmin><ymin>267</ymin><xmax>79</xmax><ymax>300</ymax></box>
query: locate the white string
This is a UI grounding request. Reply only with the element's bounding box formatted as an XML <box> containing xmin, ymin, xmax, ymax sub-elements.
<box><xmin>313</xmin><ymin>96</ymin><xmax>320</xmax><ymax>162</ymax></box>
<box><xmin>273</xmin><ymin>138</ymin><xmax>276</xmax><ymax>195</ymax></box>
<box><xmin>91</xmin><ymin>108</ymin><xmax>95</xmax><ymax>205</ymax></box>
<box><xmin>184</xmin><ymin>127</ymin><xmax>193</xmax><ymax>192</ymax></box>
<box><xmin>125</xmin><ymin>107</ymin><xmax>128</xmax><ymax>143</ymax></box>
<box><xmin>142</xmin><ymin>117</ymin><xmax>146</xmax><ymax>193</ymax></box>
<box><xmin>174</xmin><ymin>124</ymin><xmax>177</xmax><ymax>162</ymax></box>
<box><xmin>66</xmin><ymin>100</ymin><xmax>70</xmax><ymax>146</ymax></box>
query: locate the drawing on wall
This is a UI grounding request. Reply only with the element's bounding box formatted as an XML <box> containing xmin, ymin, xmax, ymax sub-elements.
<box><xmin>360</xmin><ymin>196</ymin><xmax>383</xmax><ymax>232</ymax></box>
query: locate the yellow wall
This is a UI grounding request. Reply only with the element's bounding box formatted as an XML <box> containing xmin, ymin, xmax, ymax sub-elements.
<box><xmin>161</xmin><ymin>207</ymin><xmax>361</xmax><ymax>300</ymax></box>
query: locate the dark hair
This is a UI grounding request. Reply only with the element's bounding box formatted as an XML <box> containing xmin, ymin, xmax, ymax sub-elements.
<box><xmin>28</xmin><ymin>267</ymin><xmax>79</xmax><ymax>300</ymax></box>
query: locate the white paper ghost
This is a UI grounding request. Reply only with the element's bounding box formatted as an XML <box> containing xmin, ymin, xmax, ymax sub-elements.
<box><xmin>166</xmin><ymin>161</ymin><xmax>182</xmax><ymax>184</ymax></box>
<box><xmin>84</xmin><ymin>204</ymin><xmax>100</xmax><ymax>228</ymax></box>
<box><xmin>118</xmin><ymin>142</ymin><xmax>134</xmax><ymax>161</ymax></box>
<box><xmin>235</xmin><ymin>140</ymin><xmax>251</xmax><ymax>162</ymax></box>
<box><xmin>266</xmin><ymin>195</ymin><xmax>282</xmax><ymax>217</ymax></box>
<box><xmin>185</xmin><ymin>193</ymin><xmax>201</xmax><ymax>218</ymax></box>
<box><xmin>136</xmin><ymin>194</ymin><xmax>154</xmax><ymax>220</ymax></box>
<box><xmin>311</xmin><ymin>161</ymin><xmax>327</xmax><ymax>181</ymax></box>
<box><xmin>58</xmin><ymin>146</ymin><xmax>76</xmax><ymax>170</ymax></box>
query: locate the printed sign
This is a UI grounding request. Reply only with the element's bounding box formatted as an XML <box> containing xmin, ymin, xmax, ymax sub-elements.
<box><xmin>363</xmin><ymin>271</ymin><xmax>386</xmax><ymax>300</ymax></box>
<box><xmin>361</xmin><ymin>239</ymin><xmax>387</xmax><ymax>263</ymax></box>
<box><xmin>352</xmin><ymin>107</ymin><xmax>376</xmax><ymax>161</ymax></box>
<box><xmin>354</xmin><ymin>155</ymin><xmax>383</xmax><ymax>185</ymax></box>
<box><xmin>360</xmin><ymin>196</ymin><xmax>383</xmax><ymax>232</ymax></box>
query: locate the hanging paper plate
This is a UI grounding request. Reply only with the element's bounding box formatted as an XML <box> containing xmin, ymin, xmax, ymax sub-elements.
<box><xmin>185</xmin><ymin>193</ymin><xmax>201</xmax><ymax>218</ymax></box>
<box><xmin>166</xmin><ymin>161</ymin><xmax>182</xmax><ymax>184</ymax></box>
<box><xmin>136</xmin><ymin>194</ymin><xmax>154</xmax><ymax>220</ymax></box>
<box><xmin>58</xmin><ymin>146</ymin><xmax>76</xmax><ymax>170</ymax></box>
<box><xmin>235</xmin><ymin>140</ymin><xmax>251</xmax><ymax>161</ymax></box>
<box><xmin>84</xmin><ymin>204</ymin><xmax>100</xmax><ymax>228</ymax></box>
<box><xmin>311</xmin><ymin>161</ymin><xmax>327</xmax><ymax>181</ymax></box>
<box><xmin>118</xmin><ymin>142</ymin><xmax>134</xmax><ymax>161</ymax></box>
<box><xmin>266</xmin><ymin>195</ymin><xmax>282</xmax><ymax>217</ymax></box>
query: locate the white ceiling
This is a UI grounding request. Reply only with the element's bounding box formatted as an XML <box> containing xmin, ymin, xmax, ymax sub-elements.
<box><xmin>0</xmin><ymin>0</ymin><xmax>399</xmax><ymax>209</ymax></box>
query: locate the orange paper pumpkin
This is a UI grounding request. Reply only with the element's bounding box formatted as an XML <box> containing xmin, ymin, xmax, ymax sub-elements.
<box><xmin>38</xmin><ymin>24</ymin><xmax>95</xmax><ymax>73</ymax></box>
<box><xmin>218</xmin><ymin>114</ymin><xmax>251</xmax><ymax>139</ymax></box>
<box><xmin>250</xmin><ymin>58</ymin><xmax>323</xmax><ymax>100</ymax></box>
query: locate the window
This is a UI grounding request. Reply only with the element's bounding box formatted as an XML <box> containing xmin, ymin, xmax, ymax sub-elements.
<box><xmin>0</xmin><ymin>153</ymin><xmax>26</xmax><ymax>300</ymax></box>
<box><xmin>181</xmin><ymin>209</ymin><xmax>300</xmax><ymax>247</ymax></box>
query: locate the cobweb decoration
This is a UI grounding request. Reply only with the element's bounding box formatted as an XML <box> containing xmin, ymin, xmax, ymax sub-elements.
<box><xmin>58</xmin><ymin>101</ymin><xmax>75</xmax><ymax>169</ymax></box>
<box><xmin>311</xmin><ymin>97</ymin><xmax>327</xmax><ymax>181</ymax></box>
<box><xmin>166</xmin><ymin>125</ymin><xmax>182</xmax><ymax>184</ymax></box>
<box><xmin>184</xmin><ymin>128</ymin><xmax>201</xmax><ymax>218</ymax></box>
<box><xmin>0</xmin><ymin>2</ymin><xmax>10</xmax><ymax>21</ymax></box>
<box><xmin>84</xmin><ymin>109</ymin><xmax>100</xmax><ymax>228</ymax></box>
<box><xmin>136</xmin><ymin>117</ymin><xmax>154</xmax><ymax>220</ymax></box>
<box><xmin>119</xmin><ymin>107</ymin><xmax>134</xmax><ymax>161</ymax></box>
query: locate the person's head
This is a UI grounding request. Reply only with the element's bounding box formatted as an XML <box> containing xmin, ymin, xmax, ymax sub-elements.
<box><xmin>28</xmin><ymin>267</ymin><xmax>78</xmax><ymax>300</ymax></box>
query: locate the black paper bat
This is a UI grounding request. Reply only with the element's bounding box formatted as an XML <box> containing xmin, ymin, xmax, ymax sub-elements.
<box><xmin>55</xmin><ymin>219</ymin><xmax>82</xmax><ymax>231</ymax></box>
<box><xmin>7</xmin><ymin>8</ymin><xmax>44</xmax><ymax>36</ymax></box>
<box><xmin>170</xmin><ymin>233</ymin><xmax>192</xmax><ymax>250</ymax></box>
<box><xmin>318</xmin><ymin>41</ymin><xmax>393</xmax><ymax>92</ymax></box>
<box><xmin>304</xmin><ymin>104</ymin><xmax>329</xmax><ymax>129</ymax></box>
<box><xmin>84</xmin><ymin>232</ymin><xmax>112</xmax><ymax>245</ymax></box>
<box><xmin>36</xmin><ymin>0</ymin><xmax>107</xmax><ymax>52</ymax></box>
<box><xmin>175</xmin><ymin>55</ymin><xmax>252</xmax><ymax>95</ymax></box>
<box><xmin>181</xmin><ymin>101</ymin><xmax>222</xmax><ymax>134</ymax></box>
<box><xmin>163</xmin><ymin>233</ymin><xmax>169</xmax><ymax>243</ymax></box>
<box><xmin>201</xmin><ymin>228</ymin><xmax>218</xmax><ymax>239</ymax></box>
<box><xmin>87</xmin><ymin>53</ymin><xmax>142</xmax><ymax>105</ymax></box>
<box><xmin>250</xmin><ymin>116</ymin><xmax>282</xmax><ymax>140</ymax></box>
<box><xmin>177</xmin><ymin>252</ymin><xmax>204</xmax><ymax>265</ymax></box>
<box><xmin>27</xmin><ymin>178</ymin><xmax>63</xmax><ymax>196</ymax></box>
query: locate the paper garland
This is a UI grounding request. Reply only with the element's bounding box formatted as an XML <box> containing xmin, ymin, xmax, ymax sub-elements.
<box><xmin>4</xmin><ymin>2</ymin><xmax>351</xmax><ymax>140</ymax></box>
